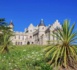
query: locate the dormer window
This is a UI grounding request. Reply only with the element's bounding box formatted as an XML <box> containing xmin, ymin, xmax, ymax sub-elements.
<box><xmin>30</xmin><ymin>30</ymin><xmax>32</xmax><ymax>32</ymax></box>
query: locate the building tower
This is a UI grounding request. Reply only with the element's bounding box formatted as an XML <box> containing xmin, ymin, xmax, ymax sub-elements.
<box><xmin>38</xmin><ymin>19</ymin><xmax>46</xmax><ymax>45</ymax></box>
<box><xmin>9</xmin><ymin>20</ymin><xmax>14</xmax><ymax>31</ymax></box>
<box><xmin>38</xmin><ymin>19</ymin><xmax>46</xmax><ymax>35</ymax></box>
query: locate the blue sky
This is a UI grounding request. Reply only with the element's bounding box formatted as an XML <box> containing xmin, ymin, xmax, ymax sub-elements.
<box><xmin>0</xmin><ymin>0</ymin><xmax>77</xmax><ymax>31</ymax></box>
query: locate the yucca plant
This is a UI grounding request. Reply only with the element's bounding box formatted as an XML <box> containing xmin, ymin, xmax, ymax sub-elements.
<box><xmin>0</xmin><ymin>19</ymin><xmax>13</xmax><ymax>53</ymax></box>
<box><xmin>44</xmin><ymin>20</ymin><xmax>77</xmax><ymax>70</ymax></box>
<box><xmin>1</xmin><ymin>26</ymin><xmax>13</xmax><ymax>53</ymax></box>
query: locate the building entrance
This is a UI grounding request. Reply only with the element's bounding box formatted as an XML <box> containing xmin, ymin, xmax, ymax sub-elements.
<box><xmin>27</xmin><ymin>41</ymin><xmax>30</xmax><ymax>45</ymax></box>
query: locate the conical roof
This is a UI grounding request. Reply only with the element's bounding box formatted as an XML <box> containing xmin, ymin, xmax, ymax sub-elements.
<box><xmin>9</xmin><ymin>20</ymin><xmax>14</xmax><ymax>26</ymax></box>
<box><xmin>38</xmin><ymin>19</ymin><xmax>45</xmax><ymax>27</ymax></box>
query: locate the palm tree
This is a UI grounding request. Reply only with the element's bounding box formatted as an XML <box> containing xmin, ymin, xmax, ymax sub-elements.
<box><xmin>44</xmin><ymin>20</ymin><xmax>77</xmax><ymax>70</ymax></box>
<box><xmin>0</xmin><ymin>18</ymin><xmax>6</xmax><ymax>45</ymax></box>
<box><xmin>0</xmin><ymin>18</ymin><xmax>13</xmax><ymax>53</ymax></box>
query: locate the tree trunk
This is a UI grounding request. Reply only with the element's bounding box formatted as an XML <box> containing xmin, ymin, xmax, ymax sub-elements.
<box><xmin>1</xmin><ymin>45</ymin><xmax>9</xmax><ymax>53</ymax></box>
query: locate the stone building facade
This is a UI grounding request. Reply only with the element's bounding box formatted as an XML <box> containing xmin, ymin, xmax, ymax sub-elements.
<box><xmin>9</xmin><ymin>19</ymin><xmax>62</xmax><ymax>45</ymax></box>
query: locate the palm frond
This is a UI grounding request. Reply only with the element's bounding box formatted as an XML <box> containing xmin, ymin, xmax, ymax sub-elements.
<box><xmin>44</xmin><ymin>19</ymin><xmax>77</xmax><ymax>69</ymax></box>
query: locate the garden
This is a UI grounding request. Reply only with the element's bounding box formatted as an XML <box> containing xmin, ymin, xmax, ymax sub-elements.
<box><xmin>0</xmin><ymin>45</ymin><xmax>52</xmax><ymax>70</ymax></box>
<box><xmin>0</xmin><ymin>18</ymin><xmax>77</xmax><ymax>70</ymax></box>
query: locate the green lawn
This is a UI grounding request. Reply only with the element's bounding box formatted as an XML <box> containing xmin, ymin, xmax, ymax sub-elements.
<box><xmin>0</xmin><ymin>45</ymin><xmax>52</xmax><ymax>70</ymax></box>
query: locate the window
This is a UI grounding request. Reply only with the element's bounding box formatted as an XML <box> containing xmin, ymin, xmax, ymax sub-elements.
<box><xmin>15</xmin><ymin>42</ymin><xmax>17</xmax><ymax>45</ymax></box>
<box><xmin>19</xmin><ymin>36</ymin><xmax>20</xmax><ymax>39</ymax></box>
<box><xmin>30</xmin><ymin>36</ymin><xmax>32</xmax><ymax>38</ymax></box>
<box><xmin>26</xmin><ymin>30</ymin><xmax>28</xmax><ymax>33</ymax></box>
<box><xmin>42</xmin><ymin>27</ymin><xmax>44</xmax><ymax>29</ymax></box>
<box><xmin>32</xmin><ymin>42</ymin><xmax>34</xmax><ymax>44</ymax></box>
<box><xmin>15</xmin><ymin>36</ymin><xmax>16</xmax><ymax>39</ymax></box>
<box><xmin>18</xmin><ymin>42</ymin><xmax>20</xmax><ymax>45</ymax></box>
<box><xmin>30</xmin><ymin>30</ymin><xmax>32</xmax><ymax>32</ymax></box>
<box><xmin>21</xmin><ymin>42</ymin><xmax>22</xmax><ymax>45</ymax></box>
<box><xmin>22</xmin><ymin>36</ymin><xmax>24</xmax><ymax>40</ymax></box>
<box><xmin>27</xmin><ymin>41</ymin><xmax>30</xmax><ymax>45</ymax></box>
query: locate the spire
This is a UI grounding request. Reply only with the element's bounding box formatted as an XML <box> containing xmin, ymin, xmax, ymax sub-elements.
<box><xmin>9</xmin><ymin>20</ymin><xmax>14</xmax><ymax>26</ymax></box>
<box><xmin>38</xmin><ymin>19</ymin><xmax>45</xmax><ymax>27</ymax></box>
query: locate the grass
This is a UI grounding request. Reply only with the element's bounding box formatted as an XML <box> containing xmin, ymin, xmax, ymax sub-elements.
<box><xmin>0</xmin><ymin>45</ymin><xmax>52</xmax><ymax>70</ymax></box>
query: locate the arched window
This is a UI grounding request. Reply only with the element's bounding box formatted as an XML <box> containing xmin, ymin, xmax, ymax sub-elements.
<box><xmin>32</xmin><ymin>42</ymin><xmax>34</xmax><ymax>44</ymax></box>
<box><xmin>21</xmin><ymin>42</ymin><xmax>22</xmax><ymax>45</ymax></box>
<box><xmin>30</xmin><ymin>36</ymin><xmax>32</xmax><ymax>38</ymax></box>
<box><xmin>15</xmin><ymin>42</ymin><xmax>17</xmax><ymax>45</ymax></box>
<box><xmin>27</xmin><ymin>41</ymin><xmax>30</xmax><ymax>45</ymax></box>
<box><xmin>18</xmin><ymin>42</ymin><xmax>20</xmax><ymax>45</ymax></box>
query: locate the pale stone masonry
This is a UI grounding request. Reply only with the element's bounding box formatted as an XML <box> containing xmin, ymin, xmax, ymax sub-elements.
<box><xmin>9</xmin><ymin>19</ymin><xmax>62</xmax><ymax>45</ymax></box>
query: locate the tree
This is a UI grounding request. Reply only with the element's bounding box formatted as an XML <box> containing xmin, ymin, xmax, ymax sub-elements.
<box><xmin>44</xmin><ymin>20</ymin><xmax>77</xmax><ymax>70</ymax></box>
<box><xmin>0</xmin><ymin>18</ymin><xmax>13</xmax><ymax>53</ymax></box>
<box><xmin>0</xmin><ymin>18</ymin><xmax>6</xmax><ymax>45</ymax></box>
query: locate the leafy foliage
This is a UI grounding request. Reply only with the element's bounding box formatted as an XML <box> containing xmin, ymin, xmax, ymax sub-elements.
<box><xmin>0</xmin><ymin>18</ymin><xmax>13</xmax><ymax>53</ymax></box>
<box><xmin>44</xmin><ymin>20</ymin><xmax>77</xmax><ymax>70</ymax></box>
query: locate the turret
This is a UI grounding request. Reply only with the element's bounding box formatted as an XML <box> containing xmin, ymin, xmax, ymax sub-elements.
<box><xmin>38</xmin><ymin>19</ymin><xmax>46</xmax><ymax>45</ymax></box>
<box><xmin>38</xmin><ymin>19</ymin><xmax>45</xmax><ymax>27</ymax></box>
<box><xmin>9</xmin><ymin>20</ymin><xmax>14</xmax><ymax>31</ymax></box>
<box><xmin>38</xmin><ymin>19</ymin><xmax>45</xmax><ymax>32</ymax></box>
<box><xmin>38</xmin><ymin>19</ymin><xmax>46</xmax><ymax>37</ymax></box>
